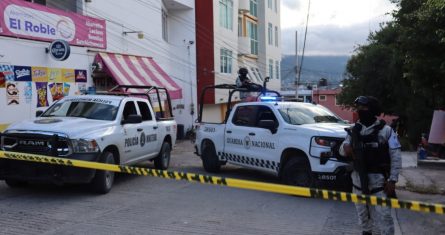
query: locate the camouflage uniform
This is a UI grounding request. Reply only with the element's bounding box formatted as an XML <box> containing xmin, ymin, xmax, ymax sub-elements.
<box><xmin>340</xmin><ymin>120</ymin><xmax>402</xmax><ymax>235</ymax></box>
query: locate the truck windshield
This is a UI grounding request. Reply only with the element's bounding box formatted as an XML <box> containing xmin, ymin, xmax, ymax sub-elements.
<box><xmin>278</xmin><ymin>105</ymin><xmax>345</xmax><ymax>125</ymax></box>
<box><xmin>41</xmin><ymin>101</ymin><xmax>118</xmax><ymax>121</ymax></box>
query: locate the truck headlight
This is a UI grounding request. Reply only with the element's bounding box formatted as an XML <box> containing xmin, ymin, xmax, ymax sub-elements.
<box><xmin>314</xmin><ymin>137</ymin><xmax>338</xmax><ymax>147</ymax></box>
<box><xmin>71</xmin><ymin>139</ymin><xmax>100</xmax><ymax>153</ymax></box>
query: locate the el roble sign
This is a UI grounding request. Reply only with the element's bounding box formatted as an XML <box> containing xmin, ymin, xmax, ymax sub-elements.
<box><xmin>49</xmin><ymin>40</ymin><xmax>70</xmax><ymax>61</ymax></box>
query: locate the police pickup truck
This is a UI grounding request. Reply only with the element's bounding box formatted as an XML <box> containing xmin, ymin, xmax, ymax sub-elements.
<box><xmin>194</xmin><ymin>84</ymin><xmax>351</xmax><ymax>189</ymax></box>
<box><xmin>0</xmin><ymin>85</ymin><xmax>176</xmax><ymax>194</ymax></box>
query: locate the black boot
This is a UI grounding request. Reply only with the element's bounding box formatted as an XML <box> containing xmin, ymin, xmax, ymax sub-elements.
<box><xmin>362</xmin><ymin>231</ymin><xmax>372</xmax><ymax>235</ymax></box>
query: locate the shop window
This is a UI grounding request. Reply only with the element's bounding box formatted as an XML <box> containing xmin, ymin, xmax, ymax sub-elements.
<box><xmin>319</xmin><ymin>95</ymin><xmax>327</xmax><ymax>101</ymax></box>
<box><xmin>26</xmin><ymin>0</ymin><xmax>79</xmax><ymax>13</ymax></box>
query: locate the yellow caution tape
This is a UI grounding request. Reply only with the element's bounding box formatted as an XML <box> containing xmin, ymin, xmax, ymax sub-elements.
<box><xmin>0</xmin><ymin>150</ymin><xmax>444</xmax><ymax>215</ymax></box>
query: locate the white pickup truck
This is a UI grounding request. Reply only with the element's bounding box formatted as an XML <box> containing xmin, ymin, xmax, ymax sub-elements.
<box><xmin>194</xmin><ymin>84</ymin><xmax>352</xmax><ymax>189</ymax></box>
<box><xmin>0</xmin><ymin>85</ymin><xmax>176</xmax><ymax>193</ymax></box>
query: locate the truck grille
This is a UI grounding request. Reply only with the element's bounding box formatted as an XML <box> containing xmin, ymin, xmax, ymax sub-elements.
<box><xmin>1</xmin><ymin>132</ymin><xmax>70</xmax><ymax>156</ymax></box>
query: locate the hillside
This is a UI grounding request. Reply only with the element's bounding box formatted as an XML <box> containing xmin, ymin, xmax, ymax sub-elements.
<box><xmin>280</xmin><ymin>55</ymin><xmax>349</xmax><ymax>90</ymax></box>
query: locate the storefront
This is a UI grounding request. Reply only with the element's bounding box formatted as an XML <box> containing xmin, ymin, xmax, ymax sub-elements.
<box><xmin>0</xmin><ymin>0</ymin><xmax>106</xmax><ymax>131</ymax></box>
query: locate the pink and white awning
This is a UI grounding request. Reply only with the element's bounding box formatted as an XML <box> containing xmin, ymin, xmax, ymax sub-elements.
<box><xmin>95</xmin><ymin>52</ymin><xmax>182</xmax><ymax>99</ymax></box>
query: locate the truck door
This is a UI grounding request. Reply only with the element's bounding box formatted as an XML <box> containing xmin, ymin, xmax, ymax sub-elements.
<box><xmin>121</xmin><ymin>101</ymin><xmax>141</xmax><ymax>163</ymax></box>
<box><xmin>133</xmin><ymin>101</ymin><xmax>159</xmax><ymax>161</ymax></box>
<box><xmin>225</xmin><ymin>105</ymin><xmax>280</xmax><ymax>173</ymax></box>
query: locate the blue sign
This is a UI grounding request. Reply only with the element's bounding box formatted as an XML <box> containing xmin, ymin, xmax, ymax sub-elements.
<box><xmin>49</xmin><ymin>40</ymin><xmax>70</xmax><ymax>61</ymax></box>
<box><xmin>13</xmin><ymin>66</ymin><xmax>32</xmax><ymax>81</ymax></box>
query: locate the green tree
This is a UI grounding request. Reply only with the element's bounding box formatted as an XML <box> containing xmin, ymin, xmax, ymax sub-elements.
<box><xmin>338</xmin><ymin>0</ymin><xmax>445</xmax><ymax>145</ymax></box>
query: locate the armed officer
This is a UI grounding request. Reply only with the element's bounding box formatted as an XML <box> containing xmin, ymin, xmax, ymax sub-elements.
<box><xmin>339</xmin><ymin>96</ymin><xmax>402</xmax><ymax>235</ymax></box>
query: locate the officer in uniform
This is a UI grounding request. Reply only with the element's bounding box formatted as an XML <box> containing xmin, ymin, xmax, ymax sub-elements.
<box><xmin>236</xmin><ymin>67</ymin><xmax>251</xmax><ymax>101</ymax></box>
<box><xmin>339</xmin><ymin>96</ymin><xmax>402</xmax><ymax>235</ymax></box>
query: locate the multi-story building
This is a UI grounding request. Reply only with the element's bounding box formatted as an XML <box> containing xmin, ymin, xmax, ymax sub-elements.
<box><xmin>0</xmin><ymin>0</ymin><xmax>196</xmax><ymax>132</ymax></box>
<box><xmin>196</xmin><ymin>0</ymin><xmax>281</xmax><ymax>122</ymax></box>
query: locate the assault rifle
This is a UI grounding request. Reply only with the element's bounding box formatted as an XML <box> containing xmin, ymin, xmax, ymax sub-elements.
<box><xmin>347</xmin><ymin>124</ymin><xmax>370</xmax><ymax>194</ymax></box>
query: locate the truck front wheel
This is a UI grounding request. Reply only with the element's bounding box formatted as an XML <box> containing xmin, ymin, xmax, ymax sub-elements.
<box><xmin>90</xmin><ymin>151</ymin><xmax>115</xmax><ymax>194</ymax></box>
<box><xmin>202</xmin><ymin>142</ymin><xmax>221</xmax><ymax>173</ymax></box>
<box><xmin>281</xmin><ymin>157</ymin><xmax>314</xmax><ymax>188</ymax></box>
<box><xmin>154</xmin><ymin>142</ymin><xmax>171</xmax><ymax>170</ymax></box>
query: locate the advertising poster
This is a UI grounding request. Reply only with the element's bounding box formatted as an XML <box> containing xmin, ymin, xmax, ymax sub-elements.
<box><xmin>36</xmin><ymin>82</ymin><xmax>48</xmax><ymax>107</ymax></box>
<box><xmin>49</xmin><ymin>82</ymin><xmax>64</xmax><ymax>101</ymax></box>
<box><xmin>13</xmin><ymin>65</ymin><xmax>32</xmax><ymax>81</ymax></box>
<box><xmin>75</xmin><ymin>69</ymin><xmax>87</xmax><ymax>83</ymax></box>
<box><xmin>77</xmin><ymin>83</ymin><xmax>86</xmax><ymax>94</ymax></box>
<box><xmin>63</xmin><ymin>83</ymin><xmax>71</xmax><ymax>96</ymax></box>
<box><xmin>32</xmin><ymin>67</ymin><xmax>48</xmax><ymax>82</ymax></box>
<box><xmin>24</xmin><ymin>81</ymin><xmax>32</xmax><ymax>104</ymax></box>
<box><xmin>62</xmin><ymin>69</ymin><xmax>75</xmax><ymax>83</ymax></box>
<box><xmin>0</xmin><ymin>64</ymin><xmax>15</xmax><ymax>81</ymax></box>
<box><xmin>0</xmin><ymin>71</ymin><xmax>5</xmax><ymax>88</ymax></box>
<box><xmin>48</xmin><ymin>68</ymin><xmax>62</xmax><ymax>82</ymax></box>
<box><xmin>6</xmin><ymin>82</ymin><xmax>19</xmax><ymax>105</ymax></box>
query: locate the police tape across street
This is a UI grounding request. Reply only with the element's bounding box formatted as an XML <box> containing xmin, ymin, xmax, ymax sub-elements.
<box><xmin>0</xmin><ymin>150</ymin><xmax>444</xmax><ymax>215</ymax></box>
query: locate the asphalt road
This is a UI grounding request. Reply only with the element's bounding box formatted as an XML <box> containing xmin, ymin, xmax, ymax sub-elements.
<box><xmin>0</xmin><ymin>140</ymin><xmax>442</xmax><ymax>234</ymax></box>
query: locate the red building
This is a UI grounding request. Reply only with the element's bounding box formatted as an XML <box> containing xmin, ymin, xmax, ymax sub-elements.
<box><xmin>313</xmin><ymin>87</ymin><xmax>397</xmax><ymax>124</ymax></box>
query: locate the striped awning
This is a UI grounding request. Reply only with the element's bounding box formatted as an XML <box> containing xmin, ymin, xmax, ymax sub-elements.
<box><xmin>94</xmin><ymin>52</ymin><xmax>182</xmax><ymax>99</ymax></box>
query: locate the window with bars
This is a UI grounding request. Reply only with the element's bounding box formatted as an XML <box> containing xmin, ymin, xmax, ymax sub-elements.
<box><xmin>274</xmin><ymin>26</ymin><xmax>279</xmax><ymax>47</ymax></box>
<box><xmin>219</xmin><ymin>0</ymin><xmax>233</xmax><ymax>30</ymax></box>
<box><xmin>250</xmin><ymin>0</ymin><xmax>258</xmax><ymax>17</ymax></box>
<box><xmin>269</xmin><ymin>59</ymin><xmax>274</xmax><ymax>79</ymax></box>
<box><xmin>268</xmin><ymin>23</ymin><xmax>273</xmax><ymax>45</ymax></box>
<box><xmin>247</xmin><ymin>21</ymin><xmax>258</xmax><ymax>55</ymax></box>
<box><xmin>275</xmin><ymin>61</ymin><xmax>280</xmax><ymax>79</ymax></box>
<box><xmin>162</xmin><ymin>9</ymin><xmax>168</xmax><ymax>41</ymax></box>
<box><xmin>220</xmin><ymin>48</ymin><xmax>233</xmax><ymax>74</ymax></box>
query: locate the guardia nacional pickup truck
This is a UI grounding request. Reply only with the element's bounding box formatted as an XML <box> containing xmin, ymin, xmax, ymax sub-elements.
<box><xmin>194</xmin><ymin>84</ymin><xmax>352</xmax><ymax>189</ymax></box>
<box><xmin>0</xmin><ymin>85</ymin><xmax>176</xmax><ymax>194</ymax></box>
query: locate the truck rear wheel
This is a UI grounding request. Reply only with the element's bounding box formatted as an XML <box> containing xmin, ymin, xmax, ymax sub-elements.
<box><xmin>202</xmin><ymin>142</ymin><xmax>221</xmax><ymax>173</ymax></box>
<box><xmin>90</xmin><ymin>151</ymin><xmax>115</xmax><ymax>194</ymax></box>
<box><xmin>281</xmin><ymin>157</ymin><xmax>314</xmax><ymax>188</ymax></box>
<box><xmin>154</xmin><ymin>142</ymin><xmax>171</xmax><ymax>170</ymax></box>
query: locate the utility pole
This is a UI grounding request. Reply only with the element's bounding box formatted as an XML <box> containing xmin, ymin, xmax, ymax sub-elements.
<box><xmin>295</xmin><ymin>30</ymin><xmax>299</xmax><ymax>98</ymax></box>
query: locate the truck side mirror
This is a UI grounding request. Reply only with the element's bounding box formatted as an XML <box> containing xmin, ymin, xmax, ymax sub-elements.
<box><xmin>258</xmin><ymin>120</ymin><xmax>277</xmax><ymax>134</ymax></box>
<box><xmin>36</xmin><ymin>110</ymin><xmax>44</xmax><ymax>117</ymax></box>
<box><xmin>121</xmin><ymin>114</ymin><xmax>142</xmax><ymax>125</ymax></box>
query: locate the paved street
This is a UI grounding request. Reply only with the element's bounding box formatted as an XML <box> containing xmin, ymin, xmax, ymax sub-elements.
<box><xmin>0</xmin><ymin>140</ymin><xmax>443</xmax><ymax>234</ymax></box>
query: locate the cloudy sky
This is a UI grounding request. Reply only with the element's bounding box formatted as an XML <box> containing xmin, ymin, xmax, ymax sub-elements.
<box><xmin>280</xmin><ymin>0</ymin><xmax>397</xmax><ymax>56</ymax></box>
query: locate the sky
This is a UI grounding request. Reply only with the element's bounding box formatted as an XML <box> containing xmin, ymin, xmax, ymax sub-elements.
<box><xmin>280</xmin><ymin>0</ymin><xmax>397</xmax><ymax>56</ymax></box>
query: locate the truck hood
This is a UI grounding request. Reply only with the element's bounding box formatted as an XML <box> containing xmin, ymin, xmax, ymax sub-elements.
<box><xmin>300</xmin><ymin>123</ymin><xmax>349</xmax><ymax>138</ymax></box>
<box><xmin>6</xmin><ymin>117</ymin><xmax>115</xmax><ymax>139</ymax></box>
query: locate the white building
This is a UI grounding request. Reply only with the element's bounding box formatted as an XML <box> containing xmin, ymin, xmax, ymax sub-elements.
<box><xmin>0</xmin><ymin>0</ymin><xmax>196</xmax><ymax>133</ymax></box>
<box><xmin>196</xmin><ymin>0</ymin><xmax>282</xmax><ymax>122</ymax></box>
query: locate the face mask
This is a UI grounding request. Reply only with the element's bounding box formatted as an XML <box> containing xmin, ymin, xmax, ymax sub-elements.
<box><xmin>358</xmin><ymin>110</ymin><xmax>375</xmax><ymax>126</ymax></box>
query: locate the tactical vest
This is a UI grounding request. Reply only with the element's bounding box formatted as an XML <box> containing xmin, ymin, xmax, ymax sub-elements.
<box><xmin>354</xmin><ymin>120</ymin><xmax>391</xmax><ymax>175</ymax></box>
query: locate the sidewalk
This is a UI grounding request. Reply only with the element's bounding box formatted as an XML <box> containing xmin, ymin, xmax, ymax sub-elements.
<box><xmin>397</xmin><ymin>151</ymin><xmax>445</xmax><ymax>195</ymax></box>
